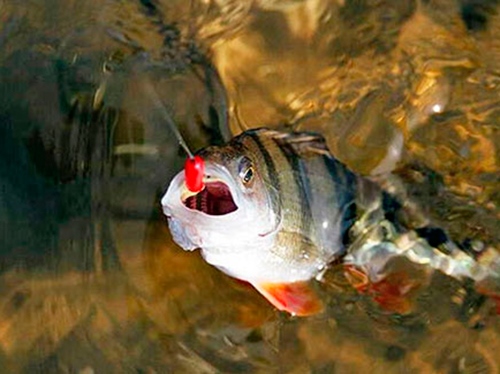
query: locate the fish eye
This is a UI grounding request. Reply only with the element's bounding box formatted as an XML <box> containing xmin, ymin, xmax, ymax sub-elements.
<box><xmin>242</xmin><ymin>167</ymin><xmax>254</xmax><ymax>184</ymax></box>
<box><xmin>238</xmin><ymin>157</ymin><xmax>254</xmax><ymax>185</ymax></box>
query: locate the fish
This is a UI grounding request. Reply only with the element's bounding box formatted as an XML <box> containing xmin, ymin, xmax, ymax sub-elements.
<box><xmin>161</xmin><ymin>128</ymin><xmax>500</xmax><ymax>316</ymax></box>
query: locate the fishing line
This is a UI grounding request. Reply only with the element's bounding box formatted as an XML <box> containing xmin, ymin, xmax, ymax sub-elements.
<box><xmin>142</xmin><ymin>79</ymin><xmax>195</xmax><ymax>158</ymax></box>
<box><xmin>143</xmin><ymin>79</ymin><xmax>205</xmax><ymax>192</ymax></box>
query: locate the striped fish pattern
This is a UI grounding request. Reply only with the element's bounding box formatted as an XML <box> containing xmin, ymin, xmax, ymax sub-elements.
<box><xmin>162</xmin><ymin>128</ymin><xmax>500</xmax><ymax>316</ymax></box>
<box><xmin>221</xmin><ymin>129</ymin><xmax>361</xmax><ymax>263</ymax></box>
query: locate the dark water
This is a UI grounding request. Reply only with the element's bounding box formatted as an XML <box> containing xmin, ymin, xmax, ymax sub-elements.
<box><xmin>0</xmin><ymin>0</ymin><xmax>499</xmax><ymax>372</ymax></box>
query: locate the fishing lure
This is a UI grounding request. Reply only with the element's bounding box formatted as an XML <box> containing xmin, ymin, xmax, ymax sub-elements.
<box><xmin>184</xmin><ymin>155</ymin><xmax>205</xmax><ymax>192</ymax></box>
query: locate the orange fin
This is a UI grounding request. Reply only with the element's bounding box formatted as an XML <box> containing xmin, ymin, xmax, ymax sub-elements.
<box><xmin>345</xmin><ymin>266</ymin><xmax>419</xmax><ymax>314</ymax></box>
<box><xmin>252</xmin><ymin>281</ymin><xmax>323</xmax><ymax>316</ymax></box>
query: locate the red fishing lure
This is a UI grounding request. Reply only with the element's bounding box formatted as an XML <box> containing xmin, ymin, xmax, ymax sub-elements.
<box><xmin>184</xmin><ymin>155</ymin><xmax>205</xmax><ymax>192</ymax></box>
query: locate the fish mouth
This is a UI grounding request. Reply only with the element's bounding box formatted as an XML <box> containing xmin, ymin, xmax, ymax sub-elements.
<box><xmin>182</xmin><ymin>180</ymin><xmax>238</xmax><ymax>216</ymax></box>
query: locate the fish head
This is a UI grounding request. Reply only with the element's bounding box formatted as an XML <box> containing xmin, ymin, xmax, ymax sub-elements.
<box><xmin>161</xmin><ymin>133</ymin><xmax>281</xmax><ymax>257</ymax></box>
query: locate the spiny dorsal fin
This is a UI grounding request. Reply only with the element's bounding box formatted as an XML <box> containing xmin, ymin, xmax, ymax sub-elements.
<box><xmin>253</xmin><ymin>128</ymin><xmax>330</xmax><ymax>158</ymax></box>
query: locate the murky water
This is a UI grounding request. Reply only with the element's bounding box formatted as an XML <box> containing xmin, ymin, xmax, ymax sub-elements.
<box><xmin>0</xmin><ymin>0</ymin><xmax>499</xmax><ymax>372</ymax></box>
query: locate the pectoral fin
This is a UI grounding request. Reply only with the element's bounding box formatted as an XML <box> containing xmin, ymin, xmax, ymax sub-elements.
<box><xmin>252</xmin><ymin>281</ymin><xmax>324</xmax><ymax>316</ymax></box>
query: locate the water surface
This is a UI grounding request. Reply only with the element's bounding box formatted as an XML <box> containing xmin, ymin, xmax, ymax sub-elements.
<box><xmin>0</xmin><ymin>0</ymin><xmax>499</xmax><ymax>372</ymax></box>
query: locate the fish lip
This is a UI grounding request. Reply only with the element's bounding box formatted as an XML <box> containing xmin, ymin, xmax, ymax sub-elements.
<box><xmin>161</xmin><ymin>163</ymin><xmax>242</xmax><ymax>220</ymax></box>
<box><xmin>179</xmin><ymin>177</ymin><xmax>231</xmax><ymax>201</ymax></box>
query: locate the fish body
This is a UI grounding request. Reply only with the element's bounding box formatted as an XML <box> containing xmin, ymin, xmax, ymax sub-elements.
<box><xmin>161</xmin><ymin>128</ymin><xmax>499</xmax><ymax>315</ymax></box>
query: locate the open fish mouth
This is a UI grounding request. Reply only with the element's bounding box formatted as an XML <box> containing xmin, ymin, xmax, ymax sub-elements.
<box><xmin>182</xmin><ymin>181</ymin><xmax>238</xmax><ymax>216</ymax></box>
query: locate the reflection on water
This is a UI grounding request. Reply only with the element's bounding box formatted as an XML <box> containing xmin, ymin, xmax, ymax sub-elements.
<box><xmin>0</xmin><ymin>0</ymin><xmax>499</xmax><ymax>372</ymax></box>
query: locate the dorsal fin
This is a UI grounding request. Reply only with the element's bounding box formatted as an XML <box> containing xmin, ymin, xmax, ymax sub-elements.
<box><xmin>251</xmin><ymin>128</ymin><xmax>331</xmax><ymax>159</ymax></box>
